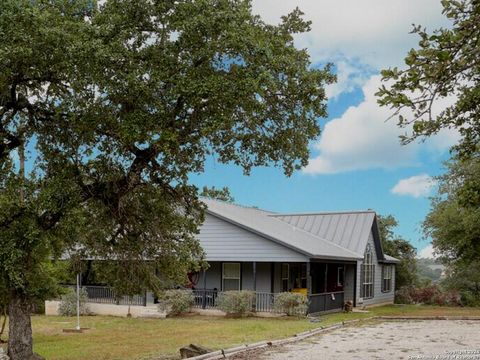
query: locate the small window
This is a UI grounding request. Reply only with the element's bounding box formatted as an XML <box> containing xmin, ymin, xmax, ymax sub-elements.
<box><xmin>337</xmin><ymin>266</ymin><xmax>344</xmax><ymax>287</ymax></box>
<box><xmin>382</xmin><ymin>265</ymin><xmax>392</xmax><ymax>293</ymax></box>
<box><xmin>300</xmin><ymin>263</ymin><xmax>307</xmax><ymax>288</ymax></box>
<box><xmin>281</xmin><ymin>263</ymin><xmax>289</xmax><ymax>292</ymax></box>
<box><xmin>222</xmin><ymin>263</ymin><xmax>240</xmax><ymax>291</ymax></box>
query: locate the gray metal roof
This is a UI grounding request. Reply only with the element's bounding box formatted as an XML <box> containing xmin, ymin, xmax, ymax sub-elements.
<box><xmin>271</xmin><ymin>211</ymin><xmax>376</xmax><ymax>257</ymax></box>
<box><xmin>203</xmin><ymin>199</ymin><xmax>362</xmax><ymax>261</ymax></box>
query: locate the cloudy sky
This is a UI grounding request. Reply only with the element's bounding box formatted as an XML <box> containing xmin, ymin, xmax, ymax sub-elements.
<box><xmin>192</xmin><ymin>0</ymin><xmax>455</xmax><ymax>258</ymax></box>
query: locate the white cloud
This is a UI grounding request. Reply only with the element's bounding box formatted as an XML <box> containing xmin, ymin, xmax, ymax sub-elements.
<box><xmin>303</xmin><ymin>75</ymin><xmax>459</xmax><ymax>174</ymax></box>
<box><xmin>252</xmin><ymin>1</ymin><xmax>451</xmax><ymax>100</ymax></box>
<box><xmin>252</xmin><ymin>0</ymin><xmax>449</xmax><ymax>70</ymax></box>
<box><xmin>418</xmin><ymin>244</ymin><xmax>436</xmax><ymax>258</ymax></box>
<box><xmin>391</xmin><ymin>174</ymin><xmax>437</xmax><ymax>198</ymax></box>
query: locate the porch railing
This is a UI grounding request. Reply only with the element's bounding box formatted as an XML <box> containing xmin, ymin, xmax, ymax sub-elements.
<box><xmin>192</xmin><ymin>289</ymin><xmax>344</xmax><ymax>314</ymax></box>
<box><xmin>66</xmin><ymin>285</ymin><xmax>147</xmax><ymax>306</ymax></box>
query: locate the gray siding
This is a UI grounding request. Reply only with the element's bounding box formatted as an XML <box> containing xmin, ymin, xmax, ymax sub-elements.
<box><xmin>197</xmin><ymin>214</ymin><xmax>308</xmax><ymax>262</ymax></box>
<box><xmin>356</xmin><ymin>231</ymin><xmax>395</xmax><ymax>306</ymax></box>
<box><xmin>198</xmin><ymin>261</ymin><xmax>273</xmax><ymax>292</ymax></box>
<box><xmin>344</xmin><ymin>264</ymin><xmax>356</xmax><ymax>303</ymax></box>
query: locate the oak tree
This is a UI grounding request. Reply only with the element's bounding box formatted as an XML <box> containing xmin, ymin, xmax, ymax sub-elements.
<box><xmin>0</xmin><ymin>1</ymin><xmax>334</xmax><ymax>358</ymax></box>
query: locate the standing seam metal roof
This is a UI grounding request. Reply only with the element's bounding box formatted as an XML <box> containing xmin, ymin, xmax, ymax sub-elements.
<box><xmin>271</xmin><ymin>211</ymin><xmax>376</xmax><ymax>258</ymax></box>
<box><xmin>202</xmin><ymin>199</ymin><xmax>362</xmax><ymax>260</ymax></box>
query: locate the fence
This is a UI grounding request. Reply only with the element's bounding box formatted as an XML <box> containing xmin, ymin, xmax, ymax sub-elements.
<box><xmin>66</xmin><ymin>285</ymin><xmax>147</xmax><ymax>306</ymax></box>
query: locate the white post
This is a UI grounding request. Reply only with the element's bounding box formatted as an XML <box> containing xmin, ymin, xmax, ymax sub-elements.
<box><xmin>76</xmin><ymin>273</ymin><xmax>80</xmax><ymax>331</ymax></box>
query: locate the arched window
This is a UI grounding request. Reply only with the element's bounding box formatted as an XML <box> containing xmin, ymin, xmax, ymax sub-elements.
<box><xmin>361</xmin><ymin>244</ymin><xmax>374</xmax><ymax>299</ymax></box>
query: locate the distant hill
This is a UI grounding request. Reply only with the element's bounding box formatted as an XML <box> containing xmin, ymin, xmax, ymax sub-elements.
<box><xmin>417</xmin><ymin>258</ymin><xmax>445</xmax><ymax>283</ymax></box>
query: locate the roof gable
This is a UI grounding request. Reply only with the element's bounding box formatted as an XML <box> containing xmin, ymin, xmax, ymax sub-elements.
<box><xmin>202</xmin><ymin>199</ymin><xmax>361</xmax><ymax>260</ymax></box>
<box><xmin>271</xmin><ymin>211</ymin><xmax>375</xmax><ymax>257</ymax></box>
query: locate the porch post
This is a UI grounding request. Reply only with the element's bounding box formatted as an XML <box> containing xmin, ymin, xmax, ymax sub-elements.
<box><xmin>202</xmin><ymin>268</ymin><xmax>207</xmax><ymax>309</ymax></box>
<box><xmin>252</xmin><ymin>262</ymin><xmax>257</xmax><ymax>291</ymax></box>
<box><xmin>306</xmin><ymin>261</ymin><xmax>312</xmax><ymax>295</ymax></box>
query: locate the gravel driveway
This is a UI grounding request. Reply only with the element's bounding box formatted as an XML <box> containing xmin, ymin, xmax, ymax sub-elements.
<box><xmin>234</xmin><ymin>320</ymin><xmax>480</xmax><ymax>360</ymax></box>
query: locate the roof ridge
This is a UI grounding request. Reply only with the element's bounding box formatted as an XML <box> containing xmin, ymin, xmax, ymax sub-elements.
<box><xmin>200</xmin><ymin>197</ymin><xmax>275</xmax><ymax>214</ymax></box>
<box><xmin>271</xmin><ymin>210</ymin><xmax>376</xmax><ymax>217</ymax></box>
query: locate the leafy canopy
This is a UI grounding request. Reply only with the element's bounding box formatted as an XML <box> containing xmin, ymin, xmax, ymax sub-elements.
<box><xmin>0</xmin><ymin>0</ymin><xmax>334</xmax><ymax>302</ymax></box>
<box><xmin>377</xmin><ymin>0</ymin><xmax>480</xmax><ymax>157</ymax></box>
<box><xmin>377</xmin><ymin>215</ymin><xmax>418</xmax><ymax>289</ymax></box>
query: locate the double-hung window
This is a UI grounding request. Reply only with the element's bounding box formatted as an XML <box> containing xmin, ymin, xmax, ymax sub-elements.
<box><xmin>361</xmin><ymin>245</ymin><xmax>374</xmax><ymax>299</ymax></box>
<box><xmin>222</xmin><ymin>263</ymin><xmax>241</xmax><ymax>291</ymax></box>
<box><xmin>382</xmin><ymin>265</ymin><xmax>392</xmax><ymax>292</ymax></box>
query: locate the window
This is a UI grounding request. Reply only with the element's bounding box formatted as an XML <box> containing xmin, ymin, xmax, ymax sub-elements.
<box><xmin>222</xmin><ymin>263</ymin><xmax>240</xmax><ymax>291</ymax></box>
<box><xmin>337</xmin><ymin>266</ymin><xmax>344</xmax><ymax>287</ymax></box>
<box><xmin>300</xmin><ymin>263</ymin><xmax>307</xmax><ymax>288</ymax></box>
<box><xmin>281</xmin><ymin>263</ymin><xmax>289</xmax><ymax>291</ymax></box>
<box><xmin>382</xmin><ymin>265</ymin><xmax>392</xmax><ymax>292</ymax></box>
<box><xmin>361</xmin><ymin>244</ymin><xmax>374</xmax><ymax>299</ymax></box>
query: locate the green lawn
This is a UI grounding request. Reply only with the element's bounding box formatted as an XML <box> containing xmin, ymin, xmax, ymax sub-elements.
<box><xmin>2</xmin><ymin>305</ymin><xmax>480</xmax><ymax>360</ymax></box>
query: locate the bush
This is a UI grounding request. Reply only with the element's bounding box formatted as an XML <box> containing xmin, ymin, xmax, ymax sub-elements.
<box><xmin>274</xmin><ymin>292</ymin><xmax>308</xmax><ymax>316</ymax></box>
<box><xmin>460</xmin><ymin>291</ymin><xmax>480</xmax><ymax>307</ymax></box>
<box><xmin>157</xmin><ymin>289</ymin><xmax>194</xmax><ymax>316</ymax></box>
<box><xmin>395</xmin><ymin>285</ymin><xmax>461</xmax><ymax>306</ymax></box>
<box><xmin>394</xmin><ymin>286</ymin><xmax>414</xmax><ymax>304</ymax></box>
<box><xmin>58</xmin><ymin>288</ymin><xmax>90</xmax><ymax>316</ymax></box>
<box><xmin>217</xmin><ymin>291</ymin><xmax>255</xmax><ymax>316</ymax></box>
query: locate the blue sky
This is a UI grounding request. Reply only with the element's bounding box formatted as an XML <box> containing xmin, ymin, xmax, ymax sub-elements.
<box><xmin>191</xmin><ymin>0</ymin><xmax>458</xmax><ymax>257</ymax></box>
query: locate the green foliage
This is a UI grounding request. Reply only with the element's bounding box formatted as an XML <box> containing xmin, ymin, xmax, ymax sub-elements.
<box><xmin>273</xmin><ymin>292</ymin><xmax>308</xmax><ymax>316</ymax></box>
<box><xmin>200</xmin><ymin>186</ymin><xmax>235</xmax><ymax>203</ymax></box>
<box><xmin>377</xmin><ymin>215</ymin><xmax>418</xmax><ymax>289</ymax></box>
<box><xmin>157</xmin><ymin>289</ymin><xmax>194</xmax><ymax>316</ymax></box>
<box><xmin>377</xmin><ymin>0</ymin><xmax>480</xmax><ymax>157</ymax></box>
<box><xmin>58</xmin><ymin>288</ymin><xmax>90</xmax><ymax>317</ymax></box>
<box><xmin>423</xmin><ymin>153</ymin><xmax>480</xmax><ymax>305</ymax></box>
<box><xmin>0</xmin><ymin>0</ymin><xmax>333</xmax><ymax>355</ymax></box>
<box><xmin>217</xmin><ymin>291</ymin><xmax>255</xmax><ymax>315</ymax></box>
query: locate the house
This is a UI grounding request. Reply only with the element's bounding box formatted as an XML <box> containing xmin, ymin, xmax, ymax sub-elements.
<box><xmin>45</xmin><ymin>198</ymin><xmax>399</xmax><ymax>317</ymax></box>
<box><xmin>192</xmin><ymin>199</ymin><xmax>399</xmax><ymax>314</ymax></box>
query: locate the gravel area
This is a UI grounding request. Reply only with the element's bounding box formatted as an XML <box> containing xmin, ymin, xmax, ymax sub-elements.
<box><xmin>233</xmin><ymin>320</ymin><xmax>480</xmax><ymax>360</ymax></box>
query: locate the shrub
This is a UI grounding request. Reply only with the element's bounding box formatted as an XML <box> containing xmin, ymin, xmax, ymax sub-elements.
<box><xmin>460</xmin><ymin>291</ymin><xmax>480</xmax><ymax>307</ymax></box>
<box><xmin>394</xmin><ymin>286</ymin><xmax>414</xmax><ymax>304</ymax></box>
<box><xmin>274</xmin><ymin>292</ymin><xmax>308</xmax><ymax>316</ymax></box>
<box><xmin>58</xmin><ymin>288</ymin><xmax>90</xmax><ymax>316</ymax></box>
<box><xmin>395</xmin><ymin>285</ymin><xmax>462</xmax><ymax>306</ymax></box>
<box><xmin>217</xmin><ymin>291</ymin><xmax>255</xmax><ymax>316</ymax></box>
<box><xmin>157</xmin><ymin>289</ymin><xmax>194</xmax><ymax>316</ymax></box>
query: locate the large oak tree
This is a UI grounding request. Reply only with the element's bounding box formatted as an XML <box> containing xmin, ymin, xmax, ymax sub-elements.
<box><xmin>0</xmin><ymin>1</ymin><xmax>334</xmax><ymax>358</ymax></box>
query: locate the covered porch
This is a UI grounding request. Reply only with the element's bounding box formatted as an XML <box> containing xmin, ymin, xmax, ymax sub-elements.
<box><xmin>193</xmin><ymin>260</ymin><xmax>356</xmax><ymax>314</ymax></box>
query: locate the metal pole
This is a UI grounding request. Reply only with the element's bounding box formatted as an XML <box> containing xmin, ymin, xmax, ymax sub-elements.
<box><xmin>76</xmin><ymin>273</ymin><xmax>80</xmax><ymax>331</ymax></box>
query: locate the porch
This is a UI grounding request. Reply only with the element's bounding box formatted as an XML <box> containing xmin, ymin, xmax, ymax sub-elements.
<box><xmin>194</xmin><ymin>261</ymin><xmax>356</xmax><ymax>314</ymax></box>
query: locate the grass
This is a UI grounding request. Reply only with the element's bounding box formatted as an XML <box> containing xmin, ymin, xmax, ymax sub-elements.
<box><xmin>2</xmin><ymin>305</ymin><xmax>480</xmax><ymax>360</ymax></box>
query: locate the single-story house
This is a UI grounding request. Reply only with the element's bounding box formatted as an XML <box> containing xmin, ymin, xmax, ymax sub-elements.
<box><xmin>192</xmin><ymin>199</ymin><xmax>399</xmax><ymax>314</ymax></box>
<box><xmin>46</xmin><ymin>198</ymin><xmax>399</xmax><ymax>317</ymax></box>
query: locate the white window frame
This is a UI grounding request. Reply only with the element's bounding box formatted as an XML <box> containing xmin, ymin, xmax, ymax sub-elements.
<box><xmin>382</xmin><ymin>265</ymin><xmax>392</xmax><ymax>293</ymax></box>
<box><xmin>222</xmin><ymin>263</ymin><xmax>241</xmax><ymax>291</ymax></box>
<box><xmin>362</xmin><ymin>245</ymin><xmax>374</xmax><ymax>299</ymax></box>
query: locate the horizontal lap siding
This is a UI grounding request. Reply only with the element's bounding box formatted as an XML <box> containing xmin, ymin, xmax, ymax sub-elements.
<box><xmin>357</xmin><ymin>231</ymin><xmax>395</xmax><ymax>306</ymax></box>
<box><xmin>197</xmin><ymin>214</ymin><xmax>308</xmax><ymax>262</ymax></box>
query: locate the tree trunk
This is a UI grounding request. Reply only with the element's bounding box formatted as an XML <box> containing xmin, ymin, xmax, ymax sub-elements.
<box><xmin>7</xmin><ymin>293</ymin><xmax>44</xmax><ymax>360</ymax></box>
